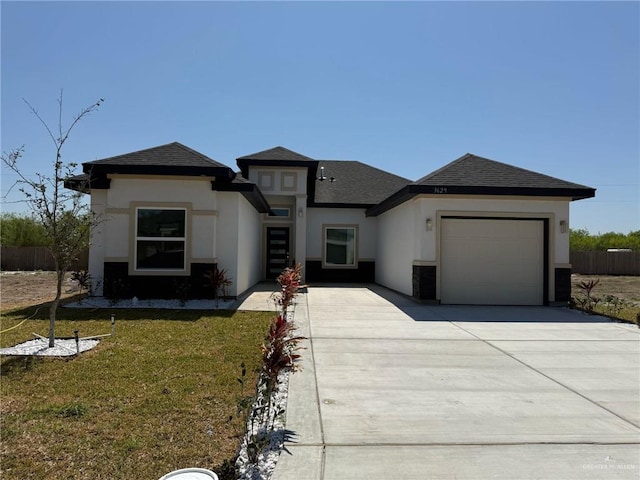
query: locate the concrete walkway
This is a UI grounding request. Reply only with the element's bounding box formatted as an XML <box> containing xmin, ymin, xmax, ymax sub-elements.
<box><xmin>242</xmin><ymin>284</ymin><xmax>640</xmax><ymax>480</ymax></box>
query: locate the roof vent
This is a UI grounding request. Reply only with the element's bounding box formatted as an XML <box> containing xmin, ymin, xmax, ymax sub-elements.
<box><xmin>317</xmin><ymin>166</ymin><xmax>335</xmax><ymax>183</ymax></box>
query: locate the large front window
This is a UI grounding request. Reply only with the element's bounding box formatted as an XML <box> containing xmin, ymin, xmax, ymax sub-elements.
<box><xmin>324</xmin><ymin>226</ymin><xmax>356</xmax><ymax>267</ymax></box>
<box><xmin>135</xmin><ymin>208</ymin><xmax>186</xmax><ymax>270</ymax></box>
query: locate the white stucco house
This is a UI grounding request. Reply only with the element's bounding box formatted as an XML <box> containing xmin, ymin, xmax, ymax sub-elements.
<box><xmin>65</xmin><ymin>142</ymin><xmax>595</xmax><ymax>305</ymax></box>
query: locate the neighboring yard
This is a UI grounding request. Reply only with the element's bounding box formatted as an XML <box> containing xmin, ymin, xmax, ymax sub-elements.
<box><xmin>0</xmin><ymin>273</ymin><xmax>272</xmax><ymax>479</ymax></box>
<box><xmin>0</xmin><ymin>271</ymin><xmax>77</xmax><ymax>312</ymax></box>
<box><xmin>571</xmin><ymin>274</ymin><xmax>640</xmax><ymax>324</ymax></box>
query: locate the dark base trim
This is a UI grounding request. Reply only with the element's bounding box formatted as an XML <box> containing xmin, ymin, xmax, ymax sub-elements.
<box><xmin>103</xmin><ymin>262</ymin><xmax>219</xmax><ymax>299</ymax></box>
<box><xmin>554</xmin><ymin>267</ymin><xmax>572</xmax><ymax>303</ymax></box>
<box><xmin>305</xmin><ymin>260</ymin><xmax>375</xmax><ymax>283</ymax></box>
<box><xmin>412</xmin><ymin>265</ymin><xmax>437</xmax><ymax>301</ymax></box>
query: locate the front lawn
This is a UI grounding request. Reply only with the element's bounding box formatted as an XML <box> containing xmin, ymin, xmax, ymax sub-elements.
<box><xmin>0</xmin><ymin>306</ymin><xmax>272</xmax><ymax>479</ymax></box>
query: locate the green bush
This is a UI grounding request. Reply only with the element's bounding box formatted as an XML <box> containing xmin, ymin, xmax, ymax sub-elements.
<box><xmin>0</xmin><ymin>213</ymin><xmax>50</xmax><ymax>247</ymax></box>
<box><xmin>570</xmin><ymin>228</ymin><xmax>640</xmax><ymax>251</ymax></box>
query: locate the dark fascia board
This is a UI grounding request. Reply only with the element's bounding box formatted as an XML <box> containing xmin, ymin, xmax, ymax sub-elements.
<box><xmin>64</xmin><ymin>175</ymin><xmax>111</xmax><ymax>193</ymax></box>
<box><xmin>367</xmin><ymin>184</ymin><xmax>596</xmax><ymax>217</ymax></box>
<box><xmin>212</xmin><ymin>181</ymin><xmax>271</xmax><ymax>213</ymax></box>
<box><xmin>309</xmin><ymin>202</ymin><xmax>374</xmax><ymax>210</ymax></box>
<box><xmin>366</xmin><ymin>185</ymin><xmax>420</xmax><ymax>217</ymax></box>
<box><xmin>84</xmin><ymin>163</ymin><xmax>236</xmax><ymax>181</ymax></box>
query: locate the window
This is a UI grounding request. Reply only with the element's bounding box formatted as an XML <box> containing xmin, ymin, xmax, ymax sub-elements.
<box><xmin>135</xmin><ymin>208</ymin><xmax>186</xmax><ymax>270</ymax></box>
<box><xmin>324</xmin><ymin>226</ymin><xmax>357</xmax><ymax>267</ymax></box>
<box><xmin>268</xmin><ymin>208</ymin><xmax>291</xmax><ymax>218</ymax></box>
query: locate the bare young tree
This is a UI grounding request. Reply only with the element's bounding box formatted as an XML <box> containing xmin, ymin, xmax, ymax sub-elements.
<box><xmin>2</xmin><ymin>91</ymin><xmax>103</xmax><ymax>347</ymax></box>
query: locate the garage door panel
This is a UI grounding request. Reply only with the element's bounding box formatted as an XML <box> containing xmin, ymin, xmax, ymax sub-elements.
<box><xmin>441</xmin><ymin>219</ymin><xmax>544</xmax><ymax>305</ymax></box>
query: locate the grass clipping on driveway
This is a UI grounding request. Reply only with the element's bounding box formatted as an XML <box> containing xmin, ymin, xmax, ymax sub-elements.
<box><xmin>0</xmin><ymin>307</ymin><xmax>272</xmax><ymax>480</ymax></box>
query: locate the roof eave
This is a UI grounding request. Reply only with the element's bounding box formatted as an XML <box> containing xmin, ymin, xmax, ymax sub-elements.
<box><xmin>212</xmin><ymin>181</ymin><xmax>271</xmax><ymax>213</ymax></box>
<box><xmin>236</xmin><ymin>158</ymin><xmax>319</xmax><ymax>178</ymax></box>
<box><xmin>367</xmin><ymin>185</ymin><xmax>596</xmax><ymax>216</ymax></box>
<box><xmin>309</xmin><ymin>202</ymin><xmax>375</xmax><ymax>209</ymax></box>
<box><xmin>84</xmin><ymin>163</ymin><xmax>235</xmax><ymax>180</ymax></box>
<box><xmin>366</xmin><ymin>185</ymin><xmax>421</xmax><ymax>217</ymax></box>
<box><xmin>64</xmin><ymin>174</ymin><xmax>111</xmax><ymax>193</ymax></box>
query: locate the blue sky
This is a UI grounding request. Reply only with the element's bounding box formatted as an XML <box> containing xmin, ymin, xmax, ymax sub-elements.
<box><xmin>2</xmin><ymin>1</ymin><xmax>638</xmax><ymax>234</ymax></box>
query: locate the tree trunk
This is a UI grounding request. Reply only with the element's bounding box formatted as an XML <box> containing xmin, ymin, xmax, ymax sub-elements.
<box><xmin>48</xmin><ymin>270</ymin><xmax>64</xmax><ymax>347</ymax></box>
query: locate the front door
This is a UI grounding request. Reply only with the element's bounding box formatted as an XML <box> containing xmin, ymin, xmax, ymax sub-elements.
<box><xmin>266</xmin><ymin>227</ymin><xmax>290</xmax><ymax>279</ymax></box>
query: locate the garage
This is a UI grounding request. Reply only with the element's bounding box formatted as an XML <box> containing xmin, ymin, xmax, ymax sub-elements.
<box><xmin>440</xmin><ymin>217</ymin><xmax>546</xmax><ymax>305</ymax></box>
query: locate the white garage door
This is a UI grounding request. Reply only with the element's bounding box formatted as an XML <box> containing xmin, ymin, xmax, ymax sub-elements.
<box><xmin>440</xmin><ymin>218</ymin><xmax>544</xmax><ymax>305</ymax></box>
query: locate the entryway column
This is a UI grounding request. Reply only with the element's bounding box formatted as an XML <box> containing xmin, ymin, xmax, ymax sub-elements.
<box><xmin>295</xmin><ymin>194</ymin><xmax>307</xmax><ymax>282</ymax></box>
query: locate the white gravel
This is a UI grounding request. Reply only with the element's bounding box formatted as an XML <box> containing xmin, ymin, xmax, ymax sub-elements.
<box><xmin>0</xmin><ymin>337</ymin><xmax>100</xmax><ymax>357</ymax></box>
<box><xmin>64</xmin><ymin>296</ymin><xmax>235</xmax><ymax>310</ymax></box>
<box><xmin>236</xmin><ymin>370</ymin><xmax>291</xmax><ymax>480</ymax></box>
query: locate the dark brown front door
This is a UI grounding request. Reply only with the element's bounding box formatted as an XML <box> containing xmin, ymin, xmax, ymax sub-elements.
<box><xmin>266</xmin><ymin>227</ymin><xmax>290</xmax><ymax>279</ymax></box>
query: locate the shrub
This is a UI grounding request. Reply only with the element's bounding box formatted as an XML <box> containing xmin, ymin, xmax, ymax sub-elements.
<box><xmin>203</xmin><ymin>267</ymin><xmax>233</xmax><ymax>299</ymax></box>
<box><xmin>572</xmin><ymin>278</ymin><xmax>601</xmax><ymax>314</ymax></box>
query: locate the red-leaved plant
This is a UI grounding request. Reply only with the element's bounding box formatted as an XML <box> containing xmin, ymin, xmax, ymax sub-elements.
<box><xmin>262</xmin><ymin>314</ymin><xmax>305</xmax><ymax>384</ymax></box>
<box><xmin>239</xmin><ymin>266</ymin><xmax>308</xmax><ymax>469</ymax></box>
<box><xmin>203</xmin><ymin>267</ymin><xmax>232</xmax><ymax>300</ymax></box>
<box><xmin>271</xmin><ymin>263</ymin><xmax>305</xmax><ymax>318</ymax></box>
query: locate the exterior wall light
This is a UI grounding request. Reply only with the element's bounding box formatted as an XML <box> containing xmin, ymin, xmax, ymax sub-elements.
<box><xmin>426</xmin><ymin>218</ymin><xmax>433</xmax><ymax>231</ymax></box>
<box><xmin>559</xmin><ymin>220</ymin><xmax>568</xmax><ymax>234</ymax></box>
<box><xmin>298</xmin><ymin>208</ymin><xmax>304</xmax><ymax>218</ymax></box>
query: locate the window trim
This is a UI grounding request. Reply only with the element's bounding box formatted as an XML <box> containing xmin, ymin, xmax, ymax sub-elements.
<box><xmin>129</xmin><ymin>203</ymin><xmax>191</xmax><ymax>276</ymax></box>
<box><xmin>322</xmin><ymin>225</ymin><xmax>358</xmax><ymax>269</ymax></box>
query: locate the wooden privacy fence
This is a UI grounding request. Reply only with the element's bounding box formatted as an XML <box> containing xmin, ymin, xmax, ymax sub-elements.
<box><xmin>570</xmin><ymin>251</ymin><xmax>640</xmax><ymax>276</ymax></box>
<box><xmin>1</xmin><ymin>247</ymin><xmax>88</xmax><ymax>271</ymax></box>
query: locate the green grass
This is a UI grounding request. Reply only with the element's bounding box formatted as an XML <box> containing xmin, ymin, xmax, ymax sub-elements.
<box><xmin>0</xmin><ymin>304</ymin><xmax>272</xmax><ymax>479</ymax></box>
<box><xmin>592</xmin><ymin>304</ymin><xmax>640</xmax><ymax>325</ymax></box>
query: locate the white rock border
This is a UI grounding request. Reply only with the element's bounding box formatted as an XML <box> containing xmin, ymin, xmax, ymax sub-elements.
<box><xmin>236</xmin><ymin>369</ymin><xmax>291</xmax><ymax>480</ymax></box>
<box><xmin>63</xmin><ymin>297</ymin><xmax>235</xmax><ymax>310</ymax></box>
<box><xmin>0</xmin><ymin>337</ymin><xmax>100</xmax><ymax>357</ymax></box>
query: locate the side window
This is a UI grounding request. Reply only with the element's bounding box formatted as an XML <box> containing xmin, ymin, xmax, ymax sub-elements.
<box><xmin>135</xmin><ymin>208</ymin><xmax>186</xmax><ymax>270</ymax></box>
<box><xmin>324</xmin><ymin>226</ymin><xmax>357</xmax><ymax>267</ymax></box>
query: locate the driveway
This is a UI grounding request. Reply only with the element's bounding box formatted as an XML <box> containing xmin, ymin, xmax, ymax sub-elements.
<box><xmin>268</xmin><ymin>284</ymin><xmax>640</xmax><ymax>480</ymax></box>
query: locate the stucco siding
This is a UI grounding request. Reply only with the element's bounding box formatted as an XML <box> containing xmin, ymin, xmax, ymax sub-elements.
<box><xmin>216</xmin><ymin>192</ymin><xmax>240</xmax><ymax>296</ymax></box>
<box><xmin>306</xmin><ymin>208</ymin><xmax>376</xmax><ymax>260</ymax></box>
<box><xmin>89</xmin><ymin>190</ymin><xmax>108</xmax><ymax>295</ymax></box>
<box><xmin>236</xmin><ymin>193</ymin><xmax>262</xmax><ymax>295</ymax></box>
<box><xmin>106</xmin><ymin>176</ymin><xmax>216</xmax><ymax>210</ymax></box>
<box><xmin>105</xmin><ymin>213</ymin><xmax>129</xmax><ymax>258</ymax></box>
<box><xmin>413</xmin><ymin>196</ymin><xmax>571</xmax><ymax>265</ymax></box>
<box><xmin>375</xmin><ymin>200</ymin><xmax>415</xmax><ymax>296</ymax></box>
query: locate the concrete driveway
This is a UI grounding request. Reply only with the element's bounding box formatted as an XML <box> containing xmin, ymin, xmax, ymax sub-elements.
<box><xmin>261</xmin><ymin>284</ymin><xmax>640</xmax><ymax>480</ymax></box>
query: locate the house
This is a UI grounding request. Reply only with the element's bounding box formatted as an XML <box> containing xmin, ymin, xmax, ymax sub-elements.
<box><xmin>65</xmin><ymin>142</ymin><xmax>595</xmax><ymax>305</ymax></box>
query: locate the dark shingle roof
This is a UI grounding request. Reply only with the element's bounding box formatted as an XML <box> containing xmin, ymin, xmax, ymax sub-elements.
<box><xmin>80</xmin><ymin>141</ymin><xmax>236</xmax><ymax>182</ymax></box>
<box><xmin>313</xmin><ymin>161</ymin><xmax>410</xmax><ymax>206</ymax></box>
<box><xmin>237</xmin><ymin>146</ymin><xmax>315</xmax><ymax>162</ymax></box>
<box><xmin>415</xmin><ymin>153</ymin><xmax>594</xmax><ymax>190</ymax></box>
<box><xmin>236</xmin><ymin>146</ymin><xmax>318</xmax><ymax>179</ymax></box>
<box><xmin>69</xmin><ymin>143</ymin><xmax>270</xmax><ymax>212</ymax></box>
<box><xmin>83</xmin><ymin>142</ymin><xmax>228</xmax><ymax>170</ymax></box>
<box><xmin>367</xmin><ymin>153</ymin><xmax>596</xmax><ymax>216</ymax></box>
